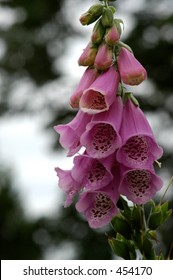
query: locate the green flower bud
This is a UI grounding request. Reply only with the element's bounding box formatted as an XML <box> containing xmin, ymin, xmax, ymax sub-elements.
<box><xmin>109</xmin><ymin>6</ymin><xmax>116</xmax><ymax>14</ymax></box>
<box><xmin>91</xmin><ymin>19</ymin><xmax>105</xmax><ymax>44</ymax></box>
<box><xmin>114</xmin><ymin>18</ymin><xmax>124</xmax><ymax>36</ymax></box>
<box><xmin>79</xmin><ymin>12</ymin><xmax>92</xmax><ymax>26</ymax></box>
<box><xmin>80</xmin><ymin>4</ymin><xmax>103</xmax><ymax>26</ymax></box>
<box><xmin>78</xmin><ymin>42</ymin><xmax>98</xmax><ymax>66</ymax></box>
<box><xmin>101</xmin><ymin>7</ymin><xmax>114</xmax><ymax>27</ymax></box>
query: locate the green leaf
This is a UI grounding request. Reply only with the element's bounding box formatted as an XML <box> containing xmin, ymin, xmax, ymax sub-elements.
<box><xmin>160</xmin><ymin>202</ymin><xmax>172</xmax><ymax>223</ymax></box>
<box><xmin>130</xmin><ymin>93</ymin><xmax>140</xmax><ymax>107</ymax></box>
<box><xmin>132</xmin><ymin>231</ymin><xmax>143</xmax><ymax>251</ymax></box>
<box><xmin>117</xmin><ymin>196</ymin><xmax>132</xmax><ymax>220</ymax></box>
<box><xmin>132</xmin><ymin>205</ymin><xmax>143</xmax><ymax>230</ymax></box>
<box><xmin>148</xmin><ymin>211</ymin><xmax>162</xmax><ymax>230</ymax></box>
<box><xmin>142</xmin><ymin>234</ymin><xmax>156</xmax><ymax>260</ymax></box>
<box><xmin>111</xmin><ymin>216</ymin><xmax>132</xmax><ymax>239</ymax></box>
<box><xmin>101</xmin><ymin>7</ymin><xmax>114</xmax><ymax>27</ymax></box>
<box><xmin>108</xmin><ymin>237</ymin><xmax>131</xmax><ymax>260</ymax></box>
<box><xmin>109</xmin><ymin>6</ymin><xmax>116</xmax><ymax>14</ymax></box>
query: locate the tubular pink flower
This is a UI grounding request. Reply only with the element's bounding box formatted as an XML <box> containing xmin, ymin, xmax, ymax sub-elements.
<box><xmin>118</xmin><ymin>165</ymin><xmax>163</xmax><ymax>204</ymax></box>
<box><xmin>80</xmin><ymin>97</ymin><xmax>123</xmax><ymax>158</ymax></box>
<box><xmin>71</xmin><ymin>152</ymin><xmax>115</xmax><ymax>190</ymax></box>
<box><xmin>54</xmin><ymin>110</ymin><xmax>92</xmax><ymax>156</ymax></box>
<box><xmin>55</xmin><ymin>167</ymin><xmax>82</xmax><ymax>207</ymax></box>
<box><xmin>70</xmin><ymin>67</ymin><xmax>98</xmax><ymax>109</ymax></box>
<box><xmin>79</xmin><ymin>66</ymin><xmax>120</xmax><ymax>114</ymax></box>
<box><xmin>116</xmin><ymin>99</ymin><xmax>163</xmax><ymax>168</ymax></box>
<box><xmin>117</xmin><ymin>47</ymin><xmax>147</xmax><ymax>85</ymax></box>
<box><xmin>94</xmin><ymin>42</ymin><xmax>113</xmax><ymax>70</ymax></box>
<box><xmin>76</xmin><ymin>180</ymin><xmax>119</xmax><ymax>228</ymax></box>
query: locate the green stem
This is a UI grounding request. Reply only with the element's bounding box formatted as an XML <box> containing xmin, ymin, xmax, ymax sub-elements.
<box><xmin>141</xmin><ymin>205</ymin><xmax>147</xmax><ymax>231</ymax></box>
<box><xmin>103</xmin><ymin>0</ymin><xmax>109</xmax><ymax>7</ymax></box>
<box><xmin>159</xmin><ymin>175</ymin><xmax>173</xmax><ymax>205</ymax></box>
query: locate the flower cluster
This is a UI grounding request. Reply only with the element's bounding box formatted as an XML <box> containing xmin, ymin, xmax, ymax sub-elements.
<box><xmin>54</xmin><ymin>1</ymin><xmax>163</xmax><ymax>229</ymax></box>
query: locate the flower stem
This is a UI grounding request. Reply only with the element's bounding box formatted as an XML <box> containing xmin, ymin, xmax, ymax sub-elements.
<box><xmin>159</xmin><ymin>175</ymin><xmax>173</xmax><ymax>205</ymax></box>
<box><xmin>103</xmin><ymin>0</ymin><xmax>108</xmax><ymax>7</ymax></box>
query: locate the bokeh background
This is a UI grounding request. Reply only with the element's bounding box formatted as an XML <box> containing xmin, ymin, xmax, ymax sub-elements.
<box><xmin>0</xmin><ymin>0</ymin><xmax>173</xmax><ymax>260</ymax></box>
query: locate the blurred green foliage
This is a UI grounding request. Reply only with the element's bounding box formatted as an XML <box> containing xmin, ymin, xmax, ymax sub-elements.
<box><xmin>0</xmin><ymin>0</ymin><xmax>173</xmax><ymax>259</ymax></box>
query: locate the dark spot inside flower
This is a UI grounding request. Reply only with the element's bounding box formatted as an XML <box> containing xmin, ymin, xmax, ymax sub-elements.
<box><xmin>123</xmin><ymin>135</ymin><xmax>149</xmax><ymax>165</ymax></box>
<box><xmin>87</xmin><ymin>161</ymin><xmax>106</xmax><ymax>183</ymax></box>
<box><xmin>125</xmin><ymin>169</ymin><xmax>151</xmax><ymax>198</ymax></box>
<box><xmin>90</xmin><ymin>192</ymin><xmax>114</xmax><ymax>220</ymax></box>
<box><xmin>91</xmin><ymin>123</ymin><xmax>116</xmax><ymax>156</ymax></box>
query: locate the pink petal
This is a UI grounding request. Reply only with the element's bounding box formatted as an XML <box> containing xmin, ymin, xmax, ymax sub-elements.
<box><xmin>54</xmin><ymin>110</ymin><xmax>92</xmax><ymax>156</ymax></box>
<box><xmin>76</xmin><ymin>180</ymin><xmax>119</xmax><ymax>228</ymax></box>
<box><xmin>80</xmin><ymin>97</ymin><xmax>123</xmax><ymax>158</ymax></box>
<box><xmin>71</xmin><ymin>152</ymin><xmax>115</xmax><ymax>190</ymax></box>
<box><xmin>55</xmin><ymin>167</ymin><xmax>82</xmax><ymax>207</ymax></box>
<box><xmin>70</xmin><ymin>67</ymin><xmax>98</xmax><ymax>108</ymax></box>
<box><xmin>79</xmin><ymin>66</ymin><xmax>120</xmax><ymax>114</ymax></box>
<box><xmin>116</xmin><ymin>99</ymin><xmax>163</xmax><ymax>168</ymax></box>
<box><xmin>94</xmin><ymin>43</ymin><xmax>113</xmax><ymax>70</ymax></box>
<box><xmin>117</xmin><ymin>47</ymin><xmax>147</xmax><ymax>85</ymax></box>
<box><xmin>118</xmin><ymin>165</ymin><xmax>163</xmax><ymax>204</ymax></box>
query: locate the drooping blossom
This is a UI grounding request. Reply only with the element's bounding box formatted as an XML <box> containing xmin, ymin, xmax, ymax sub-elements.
<box><xmin>54</xmin><ymin>110</ymin><xmax>92</xmax><ymax>156</ymax></box>
<box><xmin>78</xmin><ymin>42</ymin><xmax>98</xmax><ymax>67</ymax></box>
<box><xmin>55</xmin><ymin>167</ymin><xmax>82</xmax><ymax>207</ymax></box>
<box><xmin>94</xmin><ymin>42</ymin><xmax>113</xmax><ymax>70</ymax></box>
<box><xmin>70</xmin><ymin>67</ymin><xmax>98</xmax><ymax>108</ymax></box>
<box><xmin>71</xmin><ymin>152</ymin><xmax>115</xmax><ymax>190</ymax></box>
<box><xmin>79</xmin><ymin>66</ymin><xmax>120</xmax><ymax>114</ymax></box>
<box><xmin>117</xmin><ymin>47</ymin><xmax>147</xmax><ymax>85</ymax></box>
<box><xmin>80</xmin><ymin>97</ymin><xmax>123</xmax><ymax>158</ymax></box>
<box><xmin>118</xmin><ymin>165</ymin><xmax>163</xmax><ymax>204</ymax></box>
<box><xmin>116</xmin><ymin>99</ymin><xmax>163</xmax><ymax>168</ymax></box>
<box><xmin>76</xmin><ymin>180</ymin><xmax>119</xmax><ymax>228</ymax></box>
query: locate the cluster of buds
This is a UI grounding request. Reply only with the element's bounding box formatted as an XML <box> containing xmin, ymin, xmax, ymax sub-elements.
<box><xmin>78</xmin><ymin>2</ymin><xmax>122</xmax><ymax>71</ymax></box>
<box><xmin>54</xmin><ymin>0</ymin><xmax>163</xmax><ymax>229</ymax></box>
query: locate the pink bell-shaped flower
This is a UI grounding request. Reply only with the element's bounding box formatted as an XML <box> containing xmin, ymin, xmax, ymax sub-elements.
<box><xmin>80</xmin><ymin>97</ymin><xmax>123</xmax><ymax>158</ymax></box>
<box><xmin>118</xmin><ymin>165</ymin><xmax>163</xmax><ymax>204</ymax></box>
<box><xmin>117</xmin><ymin>47</ymin><xmax>147</xmax><ymax>85</ymax></box>
<box><xmin>55</xmin><ymin>167</ymin><xmax>82</xmax><ymax>207</ymax></box>
<box><xmin>79</xmin><ymin>66</ymin><xmax>120</xmax><ymax>114</ymax></box>
<box><xmin>116</xmin><ymin>99</ymin><xmax>163</xmax><ymax>168</ymax></box>
<box><xmin>54</xmin><ymin>110</ymin><xmax>92</xmax><ymax>156</ymax></box>
<box><xmin>70</xmin><ymin>67</ymin><xmax>98</xmax><ymax>109</ymax></box>
<box><xmin>71</xmin><ymin>152</ymin><xmax>115</xmax><ymax>190</ymax></box>
<box><xmin>76</xmin><ymin>180</ymin><xmax>119</xmax><ymax>228</ymax></box>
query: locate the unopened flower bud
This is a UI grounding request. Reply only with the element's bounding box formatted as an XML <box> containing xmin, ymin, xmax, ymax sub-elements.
<box><xmin>79</xmin><ymin>4</ymin><xmax>103</xmax><ymax>26</ymax></box>
<box><xmin>117</xmin><ymin>47</ymin><xmax>147</xmax><ymax>86</ymax></box>
<box><xmin>114</xmin><ymin>18</ymin><xmax>124</xmax><ymax>37</ymax></box>
<box><xmin>105</xmin><ymin>24</ymin><xmax>120</xmax><ymax>46</ymax></box>
<box><xmin>79</xmin><ymin>12</ymin><xmax>92</xmax><ymax>26</ymax></box>
<box><xmin>78</xmin><ymin>42</ymin><xmax>98</xmax><ymax>67</ymax></box>
<box><xmin>91</xmin><ymin>19</ymin><xmax>105</xmax><ymax>45</ymax></box>
<box><xmin>94</xmin><ymin>42</ymin><xmax>113</xmax><ymax>70</ymax></box>
<box><xmin>101</xmin><ymin>7</ymin><xmax>114</xmax><ymax>27</ymax></box>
